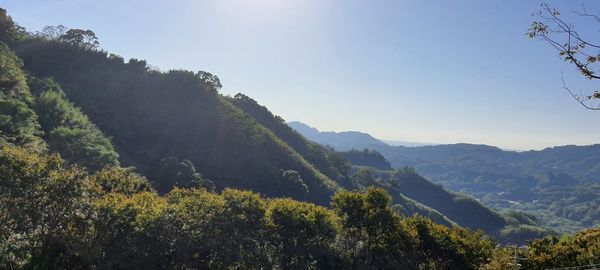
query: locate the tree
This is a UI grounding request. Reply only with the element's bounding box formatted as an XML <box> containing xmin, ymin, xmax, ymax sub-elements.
<box><xmin>266</xmin><ymin>198</ymin><xmax>340</xmax><ymax>269</ymax></box>
<box><xmin>91</xmin><ymin>192</ymin><xmax>169</xmax><ymax>269</ymax></box>
<box><xmin>348</xmin><ymin>168</ymin><xmax>377</xmax><ymax>189</ymax></box>
<box><xmin>528</xmin><ymin>3</ymin><xmax>600</xmax><ymax>110</ymax></box>
<box><xmin>219</xmin><ymin>189</ymin><xmax>270</xmax><ymax>268</ymax></box>
<box><xmin>188</xmin><ymin>172</ymin><xmax>216</xmax><ymax>192</ymax></box>
<box><xmin>164</xmin><ymin>188</ymin><xmax>265</xmax><ymax>269</ymax></box>
<box><xmin>89</xmin><ymin>167</ymin><xmax>153</xmax><ymax>195</ymax></box>
<box><xmin>35</xmin><ymin>25</ymin><xmax>68</xmax><ymax>40</ymax></box>
<box><xmin>522</xmin><ymin>228</ymin><xmax>600</xmax><ymax>270</ymax></box>
<box><xmin>0</xmin><ymin>146</ymin><xmax>96</xmax><ymax>269</ymax></box>
<box><xmin>0</xmin><ymin>44</ymin><xmax>45</xmax><ymax>151</ymax></box>
<box><xmin>152</xmin><ymin>157</ymin><xmax>214</xmax><ymax>193</ymax></box>
<box><xmin>196</xmin><ymin>71</ymin><xmax>222</xmax><ymax>92</ymax></box>
<box><xmin>58</xmin><ymin>29</ymin><xmax>99</xmax><ymax>50</ymax></box>
<box><xmin>0</xmin><ymin>8</ymin><xmax>25</xmax><ymax>44</ymax></box>
<box><xmin>480</xmin><ymin>247</ymin><xmax>520</xmax><ymax>270</ymax></box>
<box><xmin>279</xmin><ymin>169</ymin><xmax>309</xmax><ymax>196</ymax></box>
<box><xmin>331</xmin><ymin>188</ymin><xmax>418</xmax><ymax>269</ymax></box>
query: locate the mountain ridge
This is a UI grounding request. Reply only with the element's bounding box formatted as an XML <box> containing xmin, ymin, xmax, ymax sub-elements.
<box><xmin>289</xmin><ymin>120</ymin><xmax>600</xmax><ymax>232</ymax></box>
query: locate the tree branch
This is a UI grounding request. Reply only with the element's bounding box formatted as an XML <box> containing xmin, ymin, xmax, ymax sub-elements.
<box><xmin>562</xmin><ymin>73</ymin><xmax>600</xmax><ymax>110</ymax></box>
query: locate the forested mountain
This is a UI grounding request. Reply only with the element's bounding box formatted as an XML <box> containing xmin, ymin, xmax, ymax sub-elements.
<box><xmin>291</xmin><ymin>121</ymin><xmax>600</xmax><ymax>233</ymax></box>
<box><xmin>14</xmin><ymin>34</ymin><xmax>346</xmax><ymax>205</ymax></box>
<box><xmin>2</xmin><ymin>7</ymin><xmax>598</xmax><ymax>269</ymax></box>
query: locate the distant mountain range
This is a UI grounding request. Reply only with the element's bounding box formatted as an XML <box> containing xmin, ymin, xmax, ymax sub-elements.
<box><xmin>287</xmin><ymin>121</ymin><xmax>434</xmax><ymax>149</ymax></box>
<box><xmin>289</xmin><ymin>121</ymin><xmax>600</xmax><ymax>233</ymax></box>
<box><xmin>380</xmin><ymin>139</ymin><xmax>435</xmax><ymax>147</ymax></box>
<box><xmin>287</xmin><ymin>121</ymin><xmax>387</xmax><ymax>150</ymax></box>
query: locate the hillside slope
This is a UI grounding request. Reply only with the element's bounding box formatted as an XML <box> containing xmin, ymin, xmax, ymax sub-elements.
<box><xmin>230</xmin><ymin>94</ymin><xmax>350</xmax><ymax>183</ymax></box>
<box><xmin>15</xmin><ymin>38</ymin><xmax>339</xmax><ymax>204</ymax></box>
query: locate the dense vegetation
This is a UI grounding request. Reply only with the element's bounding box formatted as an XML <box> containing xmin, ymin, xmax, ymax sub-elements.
<box><xmin>2</xmin><ymin>7</ymin><xmax>599</xmax><ymax>269</ymax></box>
<box><xmin>0</xmin><ymin>145</ymin><xmax>597</xmax><ymax>269</ymax></box>
<box><xmin>0</xmin><ymin>145</ymin><xmax>500</xmax><ymax>269</ymax></box>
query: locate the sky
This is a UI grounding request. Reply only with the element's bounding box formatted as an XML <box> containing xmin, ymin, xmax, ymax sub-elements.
<box><xmin>2</xmin><ymin>0</ymin><xmax>600</xmax><ymax>150</ymax></box>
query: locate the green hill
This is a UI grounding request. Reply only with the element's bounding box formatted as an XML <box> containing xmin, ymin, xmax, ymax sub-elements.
<box><xmin>339</xmin><ymin>149</ymin><xmax>392</xmax><ymax>170</ymax></box>
<box><xmin>14</xmin><ymin>37</ymin><xmax>339</xmax><ymax>204</ymax></box>
<box><xmin>389</xmin><ymin>168</ymin><xmax>507</xmax><ymax>232</ymax></box>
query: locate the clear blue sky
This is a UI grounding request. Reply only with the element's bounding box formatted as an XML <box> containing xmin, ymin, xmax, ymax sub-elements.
<box><xmin>3</xmin><ymin>0</ymin><xmax>600</xmax><ymax>150</ymax></box>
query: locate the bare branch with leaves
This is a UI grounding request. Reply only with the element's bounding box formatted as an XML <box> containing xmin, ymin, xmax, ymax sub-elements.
<box><xmin>528</xmin><ymin>3</ymin><xmax>600</xmax><ymax>110</ymax></box>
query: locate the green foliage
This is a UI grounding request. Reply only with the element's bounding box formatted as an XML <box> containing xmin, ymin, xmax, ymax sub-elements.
<box><xmin>503</xmin><ymin>210</ymin><xmax>540</xmax><ymax>226</ymax></box>
<box><xmin>523</xmin><ymin>227</ymin><xmax>600</xmax><ymax>269</ymax></box>
<box><xmin>90</xmin><ymin>166</ymin><xmax>153</xmax><ymax>195</ymax></box>
<box><xmin>278</xmin><ymin>169</ymin><xmax>309</xmax><ymax>197</ymax></box>
<box><xmin>0</xmin><ymin>43</ymin><xmax>44</xmax><ymax>151</ymax></box>
<box><xmin>196</xmin><ymin>70</ymin><xmax>222</xmax><ymax>92</ymax></box>
<box><xmin>0</xmin><ymin>98</ymin><xmax>41</xmax><ymax>146</ymax></box>
<box><xmin>332</xmin><ymin>188</ymin><xmax>420</xmax><ymax>269</ymax></box>
<box><xmin>348</xmin><ymin>167</ymin><xmax>377</xmax><ymax>189</ymax></box>
<box><xmin>267</xmin><ymin>198</ymin><xmax>340</xmax><ymax>269</ymax></box>
<box><xmin>162</xmin><ymin>188</ymin><xmax>270</xmax><ymax>269</ymax></box>
<box><xmin>1</xmin><ymin>145</ymin><xmax>509</xmax><ymax>269</ymax></box>
<box><xmin>480</xmin><ymin>247</ymin><xmax>519</xmax><ymax>270</ymax></box>
<box><xmin>0</xmin><ymin>43</ymin><xmax>29</xmax><ymax>101</ymax></box>
<box><xmin>1</xmin><ymin>41</ymin><xmax>116</xmax><ymax>170</ymax></box>
<box><xmin>404</xmin><ymin>216</ymin><xmax>495</xmax><ymax>269</ymax></box>
<box><xmin>31</xmin><ymin>78</ymin><xmax>119</xmax><ymax>171</ymax></box>
<box><xmin>45</xmin><ymin>126</ymin><xmax>118</xmax><ymax>171</ymax></box>
<box><xmin>498</xmin><ymin>224</ymin><xmax>555</xmax><ymax>246</ymax></box>
<box><xmin>152</xmin><ymin>156</ymin><xmax>214</xmax><ymax>193</ymax></box>
<box><xmin>0</xmin><ymin>145</ymin><xmax>92</xmax><ymax>268</ymax></box>
<box><xmin>0</xmin><ymin>8</ymin><xmax>25</xmax><ymax>45</ymax></box>
<box><xmin>91</xmin><ymin>192</ymin><xmax>169</xmax><ymax>269</ymax></box>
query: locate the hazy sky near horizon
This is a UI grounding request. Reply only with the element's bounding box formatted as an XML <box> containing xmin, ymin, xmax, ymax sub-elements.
<box><xmin>3</xmin><ymin>0</ymin><xmax>600</xmax><ymax>150</ymax></box>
